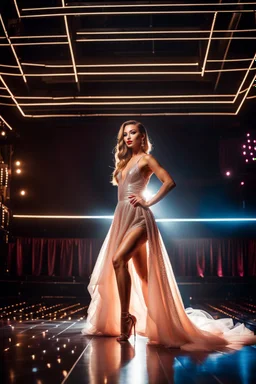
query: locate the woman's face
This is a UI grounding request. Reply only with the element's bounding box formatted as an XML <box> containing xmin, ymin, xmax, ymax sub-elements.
<box><xmin>123</xmin><ymin>124</ymin><xmax>144</xmax><ymax>150</ymax></box>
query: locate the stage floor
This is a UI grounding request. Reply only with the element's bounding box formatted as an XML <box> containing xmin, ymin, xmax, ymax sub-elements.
<box><xmin>1</xmin><ymin>300</ymin><xmax>256</xmax><ymax>384</ymax></box>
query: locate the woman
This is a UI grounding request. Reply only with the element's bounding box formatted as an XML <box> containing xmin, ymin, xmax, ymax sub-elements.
<box><xmin>82</xmin><ymin>120</ymin><xmax>256</xmax><ymax>351</ymax></box>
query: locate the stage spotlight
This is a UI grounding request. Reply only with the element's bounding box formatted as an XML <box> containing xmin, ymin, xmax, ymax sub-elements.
<box><xmin>242</xmin><ymin>145</ymin><xmax>246</xmax><ymax>148</ymax></box>
<box><xmin>20</xmin><ymin>190</ymin><xmax>26</xmax><ymax>196</ymax></box>
<box><xmin>247</xmin><ymin>140</ymin><xmax>251</xmax><ymax>143</ymax></box>
<box><xmin>1</xmin><ymin>131</ymin><xmax>6</xmax><ymax>136</ymax></box>
<box><xmin>16</xmin><ymin>169</ymin><xmax>21</xmax><ymax>174</ymax></box>
<box><xmin>246</xmin><ymin>159</ymin><xmax>249</xmax><ymax>162</ymax></box>
<box><xmin>247</xmin><ymin>133</ymin><xmax>250</xmax><ymax>137</ymax></box>
<box><xmin>143</xmin><ymin>189</ymin><xmax>154</xmax><ymax>201</ymax></box>
<box><xmin>240</xmin><ymin>181</ymin><xmax>245</xmax><ymax>186</ymax></box>
<box><xmin>15</xmin><ymin>161</ymin><xmax>21</xmax><ymax>166</ymax></box>
<box><xmin>225</xmin><ymin>171</ymin><xmax>231</xmax><ymax>176</ymax></box>
<box><xmin>243</xmin><ymin>151</ymin><xmax>246</xmax><ymax>155</ymax></box>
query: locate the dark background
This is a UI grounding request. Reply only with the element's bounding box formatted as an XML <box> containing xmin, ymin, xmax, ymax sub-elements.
<box><xmin>9</xmin><ymin>113</ymin><xmax>256</xmax><ymax>219</ymax></box>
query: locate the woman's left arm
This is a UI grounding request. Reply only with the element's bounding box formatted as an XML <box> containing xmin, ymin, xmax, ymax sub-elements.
<box><xmin>129</xmin><ymin>154</ymin><xmax>176</xmax><ymax>208</ymax></box>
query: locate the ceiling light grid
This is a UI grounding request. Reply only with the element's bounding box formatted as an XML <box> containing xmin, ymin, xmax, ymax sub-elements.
<box><xmin>0</xmin><ymin>1</ymin><xmax>254</xmax><ymax>116</ymax></box>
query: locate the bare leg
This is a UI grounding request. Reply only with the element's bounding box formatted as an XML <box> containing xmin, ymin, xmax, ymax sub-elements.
<box><xmin>133</xmin><ymin>243</ymin><xmax>148</xmax><ymax>307</ymax></box>
<box><xmin>112</xmin><ymin>227</ymin><xmax>147</xmax><ymax>314</ymax></box>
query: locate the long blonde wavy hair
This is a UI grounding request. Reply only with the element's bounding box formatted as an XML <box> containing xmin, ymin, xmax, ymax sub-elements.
<box><xmin>111</xmin><ymin>120</ymin><xmax>152</xmax><ymax>185</ymax></box>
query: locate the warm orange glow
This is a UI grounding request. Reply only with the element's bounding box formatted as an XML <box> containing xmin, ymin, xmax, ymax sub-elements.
<box><xmin>16</xmin><ymin>169</ymin><xmax>21</xmax><ymax>174</ymax></box>
<box><xmin>20</xmin><ymin>190</ymin><xmax>26</xmax><ymax>196</ymax></box>
<box><xmin>1</xmin><ymin>131</ymin><xmax>6</xmax><ymax>136</ymax></box>
<box><xmin>15</xmin><ymin>161</ymin><xmax>21</xmax><ymax>166</ymax></box>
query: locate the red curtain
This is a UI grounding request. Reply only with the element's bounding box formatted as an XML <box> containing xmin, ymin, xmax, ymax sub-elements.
<box><xmin>7</xmin><ymin>237</ymin><xmax>256</xmax><ymax>277</ymax></box>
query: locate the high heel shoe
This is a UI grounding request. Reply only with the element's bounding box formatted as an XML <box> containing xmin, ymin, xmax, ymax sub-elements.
<box><xmin>116</xmin><ymin>312</ymin><xmax>137</xmax><ymax>342</ymax></box>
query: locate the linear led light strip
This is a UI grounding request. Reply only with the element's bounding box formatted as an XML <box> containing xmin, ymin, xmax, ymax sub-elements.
<box><xmin>10</xmin><ymin>34</ymin><xmax>67</xmax><ymax>39</ymax></box>
<box><xmin>1</xmin><ymin>37</ymin><xmax>255</xmax><ymax>47</ymax></box>
<box><xmin>61</xmin><ymin>0</ymin><xmax>78</xmax><ymax>84</ymax></box>
<box><xmin>20</xmin><ymin>113</ymin><xmax>236</xmax><ymax>118</ymax></box>
<box><xmin>77</xmin><ymin>28</ymin><xmax>256</xmax><ymax>35</ymax></box>
<box><xmin>0</xmin><ymin>102</ymin><xmax>14</xmax><ymax>106</ymax></box>
<box><xmin>0</xmin><ymin>29</ymin><xmax>253</xmax><ymax>38</ymax></box>
<box><xmin>12</xmin><ymin>215</ymin><xmax>256</xmax><ymax>222</ymax></box>
<box><xmin>19</xmin><ymin>57</ymin><xmax>253</xmax><ymax>68</ymax></box>
<box><xmin>19</xmin><ymin>10</ymin><xmax>256</xmax><ymax>19</ymax></box>
<box><xmin>0</xmin><ymin>15</ymin><xmax>27</xmax><ymax>83</ymax></box>
<box><xmin>21</xmin><ymin>62</ymin><xmax>199</xmax><ymax>68</ymax></box>
<box><xmin>13</xmin><ymin>94</ymin><xmax>235</xmax><ymax>100</ymax></box>
<box><xmin>1</xmin><ymin>29</ymin><xmax>254</xmax><ymax>40</ymax></box>
<box><xmin>0</xmin><ymin>93</ymin><xmax>242</xmax><ymax>102</ymax></box>
<box><xmin>1</xmin><ymin>42</ymin><xmax>69</xmax><ymax>47</ymax></box>
<box><xmin>2</xmin><ymin>68</ymin><xmax>255</xmax><ymax>77</ymax></box>
<box><xmin>0</xmin><ymin>115</ymin><xmax>13</xmax><ymax>130</ymax></box>
<box><xmin>233</xmin><ymin>53</ymin><xmax>256</xmax><ymax>103</ymax></box>
<box><xmin>0</xmin><ymin>75</ymin><xmax>25</xmax><ymax>116</ymax></box>
<box><xmin>76</xmin><ymin>37</ymin><xmax>256</xmax><ymax>42</ymax></box>
<box><xmin>202</xmin><ymin>11</ymin><xmax>216</xmax><ymax>77</ymax></box>
<box><xmin>18</xmin><ymin>100</ymin><xmax>234</xmax><ymax>106</ymax></box>
<box><xmin>0</xmin><ymin>63</ymin><xmax>21</xmax><ymax>68</ymax></box>
<box><xmin>13</xmin><ymin>0</ymin><xmax>20</xmax><ymax>18</ymax></box>
<box><xmin>21</xmin><ymin>3</ymin><xmax>256</xmax><ymax>11</ymax></box>
<box><xmin>0</xmin><ymin>76</ymin><xmax>243</xmax><ymax>117</ymax></box>
<box><xmin>1</xmin><ymin>71</ymin><xmax>202</xmax><ymax>76</ymax></box>
<box><xmin>236</xmin><ymin>74</ymin><xmax>256</xmax><ymax>114</ymax></box>
<box><xmin>208</xmin><ymin>58</ymin><xmax>254</xmax><ymax>63</ymax></box>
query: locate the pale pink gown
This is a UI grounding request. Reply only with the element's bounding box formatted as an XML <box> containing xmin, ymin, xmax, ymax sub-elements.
<box><xmin>82</xmin><ymin>155</ymin><xmax>256</xmax><ymax>351</ymax></box>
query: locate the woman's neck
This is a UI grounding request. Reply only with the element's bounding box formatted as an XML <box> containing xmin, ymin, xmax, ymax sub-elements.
<box><xmin>131</xmin><ymin>150</ymin><xmax>144</xmax><ymax>157</ymax></box>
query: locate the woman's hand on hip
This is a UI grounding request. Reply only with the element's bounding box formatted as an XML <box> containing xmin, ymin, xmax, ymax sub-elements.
<box><xmin>128</xmin><ymin>194</ymin><xmax>148</xmax><ymax>209</ymax></box>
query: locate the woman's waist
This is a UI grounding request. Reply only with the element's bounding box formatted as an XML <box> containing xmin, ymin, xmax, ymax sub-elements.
<box><xmin>118</xmin><ymin>191</ymin><xmax>145</xmax><ymax>202</ymax></box>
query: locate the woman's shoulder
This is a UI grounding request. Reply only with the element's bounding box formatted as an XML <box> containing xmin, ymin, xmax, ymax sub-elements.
<box><xmin>143</xmin><ymin>153</ymin><xmax>158</xmax><ymax>164</ymax></box>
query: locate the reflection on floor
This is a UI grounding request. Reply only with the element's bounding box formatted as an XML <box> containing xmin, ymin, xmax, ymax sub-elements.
<box><xmin>1</xmin><ymin>300</ymin><xmax>256</xmax><ymax>384</ymax></box>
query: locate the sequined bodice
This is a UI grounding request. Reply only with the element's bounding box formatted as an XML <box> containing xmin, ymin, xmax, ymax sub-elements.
<box><xmin>117</xmin><ymin>162</ymin><xmax>149</xmax><ymax>202</ymax></box>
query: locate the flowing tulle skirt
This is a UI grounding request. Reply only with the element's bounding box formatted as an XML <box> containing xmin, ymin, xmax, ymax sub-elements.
<box><xmin>82</xmin><ymin>202</ymin><xmax>256</xmax><ymax>351</ymax></box>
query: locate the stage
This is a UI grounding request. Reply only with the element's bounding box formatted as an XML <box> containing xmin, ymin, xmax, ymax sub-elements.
<box><xmin>1</xmin><ymin>299</ymin><xmax>256</xmax><ymax>384</ymax></box>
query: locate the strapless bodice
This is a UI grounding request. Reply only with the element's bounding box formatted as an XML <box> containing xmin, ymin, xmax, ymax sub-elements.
<box><xmin>117</xmin><ymin>162</ymin><xmax>149</xmax><ymax>202</ymax></box>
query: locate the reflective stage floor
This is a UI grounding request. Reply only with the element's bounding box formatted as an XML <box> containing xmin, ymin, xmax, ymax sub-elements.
<box><xmin>1</xmin><ymin>300</ymin><xmax>256</xmax><ymax>384</ymax></box>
